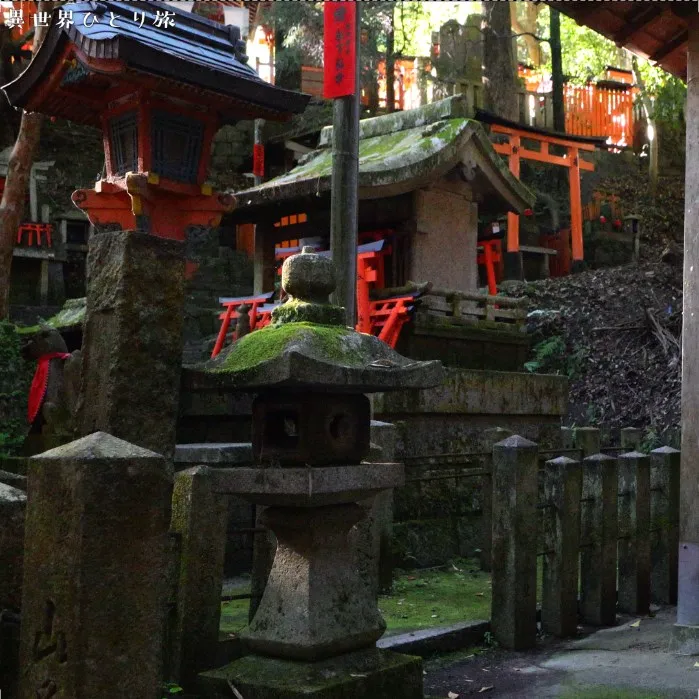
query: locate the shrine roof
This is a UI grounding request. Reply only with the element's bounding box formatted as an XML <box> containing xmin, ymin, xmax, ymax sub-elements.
<box><xmin>229</xmin><ymin>96</ymin><xmax>535</xmax><ymax>221</ymax></box>
<box><xmin>2</xmin><ymin>0</ymin><xmax>309</xmax><ymax>125</ymax></box>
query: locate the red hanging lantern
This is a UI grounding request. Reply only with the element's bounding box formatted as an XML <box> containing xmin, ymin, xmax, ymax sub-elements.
<box><xmin>599</xmin><ymin>215</ymin><xmax>607</xmax><ymax>224</ymax></box>
<box><xmin>613</xmin><ymin>218</ymin><xmax>622</xmax><ymax>229</ymax></box>
<box><xmin>524</xmin><ymin>208</ymin><xmax>534</xmax><ymax>217</ymax></box>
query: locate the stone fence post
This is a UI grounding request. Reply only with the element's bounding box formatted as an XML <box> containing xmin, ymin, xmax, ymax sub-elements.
<box><xmin>170</xmin><ymin>465</ymin><xmax>228</xmax><ymax>687</ymax></box>
<box><xmin>580</xmin><ymin>453</ymin><xmax>618</xmax><ymax>626</ymax></box>
<box><xmin>650</xmin><ymin>446</ymin><xmax>680</xmax><ymax>604</ymax></box>
<box><xmin>491</xmin><ymin>435</ymin><xmax>538</xmax><ymax>649</ymax></box>
<box><xmin>620</xmin><ymin>427</ymin><xmax>643</xmax><ymax>451</ymax></box>
<box><xmin>479</xmin><ymin>427</ymin><xmax>512</xmax><ymax>572</ymax></box>
<box><xmin>617</xmin><ymin>452</ymin><xmax>651</xmax><ymax>615</ymax></box>
<box><xmin>574</xmin><ymin>427</ymin><xmax>601</xmax><ymax>459</ymax></box>
<box><xmin>541</xmin><ymin>456</ymin><xmax>582</xmax><ymax>637</ymax></box>
<box><xmin>19</xmin><ymin>433</ymin><xmax>172</xmax><ymax>699</ymax></box>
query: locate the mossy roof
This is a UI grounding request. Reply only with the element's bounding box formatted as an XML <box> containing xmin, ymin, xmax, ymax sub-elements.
<box><xmin>15</xmin><ymin>297</ymin><xmax>86</xmax><ymax>335</ymax></box>
<box><xmin>230</xmin><ymin>96</ymin><xmax>534</xmax><ymax>219</ymax></box>
<box><xmin>186</xmin><ymin>322</ymin><xmax>443</xmax><ymax>393</ymax></box>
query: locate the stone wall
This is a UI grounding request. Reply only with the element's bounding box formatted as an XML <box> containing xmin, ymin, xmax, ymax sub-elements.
<box><xmin>372</xmin><ymin>368</ymin><xmax>568</xmax><ymax>567</ymax></box>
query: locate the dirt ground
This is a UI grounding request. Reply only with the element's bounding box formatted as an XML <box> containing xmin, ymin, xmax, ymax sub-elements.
<box><xmin>423</xmin><ymin>607</ymin><xmax>699</xmax><ymax>699</ymax></box>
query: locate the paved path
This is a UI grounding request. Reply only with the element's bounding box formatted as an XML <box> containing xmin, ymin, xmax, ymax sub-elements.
<box><xmin>424</xmin><ymin>607</ymin><xmax>699</xmax><ymax>698</ymax></box>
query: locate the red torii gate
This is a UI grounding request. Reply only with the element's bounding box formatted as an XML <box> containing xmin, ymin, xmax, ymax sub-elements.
<box><xmin>477</xmin><ymin>111</ymin><xmax>604</xmax><ymax>264</ymax></box>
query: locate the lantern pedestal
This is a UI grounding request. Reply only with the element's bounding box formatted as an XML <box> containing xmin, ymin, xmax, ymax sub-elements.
<box><xmin>77</xmin><ymin>229</ymin><xmax>185</xmax><ymax>458</ymax></box>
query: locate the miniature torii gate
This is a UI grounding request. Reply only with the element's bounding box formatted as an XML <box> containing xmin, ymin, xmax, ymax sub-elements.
<box><xmin>477</xmin><ymin>111</ymin><xmax>601</xmax><ymax>264</ymax></box>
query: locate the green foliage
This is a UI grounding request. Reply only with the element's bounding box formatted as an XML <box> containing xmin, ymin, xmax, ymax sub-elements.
<box><xmin>161</xmin><ymin>683</ymin><xmax>184</xmax><ymax>697</ymax></box>
<box><xmin>0</xmin><ymin>321</ymin><xmax>32</xmax><ymax>457</ymax></box>
<box><xmin>640</xmin><ymin>428</ymin><xmax>663</xmax><ymax>454</ymax></box>
<box><xmin>636</xmin><ymin>60</ymin><xmax>686</xmax><ymax>125</ymax></box>
<box><xmin>525</xmin><ymin>335</ymin><xmax>588</xmax><ymax>379</ymax></box>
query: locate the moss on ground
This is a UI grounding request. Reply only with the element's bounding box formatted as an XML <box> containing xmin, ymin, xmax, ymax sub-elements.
<box><xmin>379</xmin><ymin>558</ymin><xmax>491</xmax><ymax>636</ymax></box>
<box><xmin>220</xmin><ymin>559</ymin><xmax>492</xmax><ymax>638</ymax></box>
<box><xmin>559</xmin><ymin>688</ymin><xmax>665</xmax><ymax>699</ymax></box>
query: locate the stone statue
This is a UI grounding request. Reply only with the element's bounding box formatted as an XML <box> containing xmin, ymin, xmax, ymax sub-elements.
<box><xmin>22</xmin><ymin>324</ymin><xmax>82</xmax><ymax>453</ymax></box>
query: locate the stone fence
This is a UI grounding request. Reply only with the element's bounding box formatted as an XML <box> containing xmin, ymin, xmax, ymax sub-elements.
<box><xmin>393</xmin><ymin>425</ymin><xmax>663</xmax><ymax>570</ymax></box>
<box><xmin>488</xmin><ymin>433</ymin><xmax>679</xmax><ymax>649</ymax></box>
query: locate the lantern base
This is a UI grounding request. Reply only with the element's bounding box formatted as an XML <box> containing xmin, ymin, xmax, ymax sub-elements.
<box><xmin>198</xmin><ymin>648</ymin><xmax>424</xmax><ymax>699</ymax></box>
<box><xmin>71</xmin><ymin>173</ymin><xmax>235</xmax><ymax>242</ymax></box>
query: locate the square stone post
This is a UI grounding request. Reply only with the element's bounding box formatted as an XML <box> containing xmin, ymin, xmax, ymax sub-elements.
<box><xmin>170</xmin><ymin>465</ymin><xmax>229</xmax><ymax>687</ymax></box>
<box><xmin>617</xmin><ymin>451</ymin><xmax>651</xmax><ymax>615</ymax></box>
<box><xmin>673</xmin><ymin>16</ymin><xmax>699</xmax><ymax>653</ymax></box>
<box><xmin>580</xmin><ymin>453</ymin><xmax>618</xmax><ymax>626</ymax></box>
<box><xmin>479</xmin><ymin>427</ymin><xmax>512</xmax><ymax>572</ymax></box>
<box><xmin>650</xmin><ymin>446</ymin><xmax>680</xmax><ymax>604</ymax></box>
<box><xmin>0</xmin><ymin>484</ymin><xmax>25</xmax><ymax>611</ymax></box>
<box><xmin>620</xmin><ymin>427</ymin><xmax>643</xmax><ymax>451</ymax></box>
<box><xmin>19</xmin><ymin>432</ymin><xmax>172</xmax><ymax>699</ymax></box>
<box><xmin>541</xmin><ymin>456</ymin><xmax>582</xmax><ymax>637</ymax></box>
<box><xmin>490</xmin><ymin>435</ymin><xmax>538</xmax><ymax>649</ymax></box>
<box><xmin>77</xmin><ymin>230</ymin><xmax>185</xmax><ymax>458</ymax></box>
<box><xmin>350</xmin><ymin>420</ymin><xmax>399</xmax><ymax>601</ymax></box>
<box><xmin>574</xmin><ymin>427</ymin><xmax>601</xmax><ymax>459</ymax></box>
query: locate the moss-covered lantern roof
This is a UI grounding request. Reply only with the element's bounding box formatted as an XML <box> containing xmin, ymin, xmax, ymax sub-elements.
<box><xmin>228</xmin><ymin>95</ymin><xmax>535</xmax><ymax>222</ymax></box>
<box><xmin>186</xmin><ymin>247</ymin><xmax>444</xmax><ymax>394</ymax></box>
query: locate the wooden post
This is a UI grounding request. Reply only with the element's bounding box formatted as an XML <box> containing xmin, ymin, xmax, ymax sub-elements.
<box><xmin>569</xmin><ymin>146</ymin><xmax>583</xmax><ymax>265</ymax></box>
<box><xmin>506</xmin><ymin>134</ymin><xmax>521</xmax><ymax>254</ymax></box>
<box><xmin>674</xmin><ymin>17</ymin><xmax>699</xmax><ymax>653</ymax></box>
<box><xmin>479</xmin><ymin>427</ymin><xmax>512</xmax><ymax>572</ymax></box>
<box><xmin>617</xmin><ymin>452</ymin><xmax>651</xmax><ymax>615</ymax></box>
<box><xmin>253</xmin><ymin>224</ymin><xmax>276</xmax><ymax>295</ymax></box>
<box><xmin>329</xmin><ymin>3</ymin><xmax>360</xmax><ymax>326</ymax></box>
<box><xmin>650</xmin><ymin>446</ymin><xmax>680</xmax><ymax>605</ymax></box>
<box><xmin>542</xmin><ymin>456</ymin><xmax>582</xmax><ymax>637</ymax></box>
<box><xmin>580</xmin><ymin>453</ymin><xmax>618</xmax><ymax>626</ymax></box>
<box><xmin>491</xmin><ymin>435</ymin><xmax>538</xmax><ymax>649</ymax></box>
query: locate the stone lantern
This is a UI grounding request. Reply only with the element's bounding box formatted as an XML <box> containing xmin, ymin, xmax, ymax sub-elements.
<box><xmin>194</xmin><ymin>247</ymin><xmax>444</xmax><ymax>698</ymax></box>
<box><xmin>1</xmin><ymin>0</ymin><xmax>309</xmax><ymax>456</ymax></box>
<box><xmin>2</xmin><ymin>0</ymin><xmax>309</xmax><ymax>242</ymax></box>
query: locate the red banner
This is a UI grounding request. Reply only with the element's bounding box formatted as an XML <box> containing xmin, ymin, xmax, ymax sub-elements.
<box><xmin>323</xmin><ymin>1</ymin><xmax>357</xmax><ymax>99</ymax></box>
<box><xmin>253</xmin><ymin>144</ymin><xmax>265</xmax><ymax>179</ymax></box>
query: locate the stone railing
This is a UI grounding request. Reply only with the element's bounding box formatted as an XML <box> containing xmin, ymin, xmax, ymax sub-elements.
<box><xmin>397</xmin><ymin>425</ymin><xmax>678</xmax><ymax>649</ymax></box>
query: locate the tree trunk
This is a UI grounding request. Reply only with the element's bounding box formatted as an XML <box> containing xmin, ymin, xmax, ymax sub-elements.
<box><xmin>550</xmin><ymin>8</ymin><xmax>566</xmax><ymax>133</ymax></box>
<box><xmin>385</xmin><ymin>7</ymin><xmax>396</xmax><ymax>113</ymax></box>
<box><xmin>510</xmin><ymin>3</ymin><xmax>542</xmax><ymax>68</ymax></box>
<box><xmin>632</xmin><ymin>56</ymin><xmax>659</xmax><ymax>197</ymax></box>
<box><xmin>482</xmin><ymin>1</ymin><xmax>518</xmax><ymax>122</ymax></box>
<box><xmin>0</xmin><ymin>4</ymin><xmax>49</xmax><ymax>320</ymax></box>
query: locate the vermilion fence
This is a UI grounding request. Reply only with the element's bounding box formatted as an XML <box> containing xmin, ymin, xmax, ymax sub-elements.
<box><xmin>564</xmin><ymin>83</ymin><xmax>635</xmax><ymax>146</ymax></box>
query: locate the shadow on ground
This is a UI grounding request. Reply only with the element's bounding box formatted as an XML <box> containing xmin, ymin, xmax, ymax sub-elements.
<box><xmin>424</xmin><ymin>607</ymin><xmax>699</xmax><ymax>698</ymax></box>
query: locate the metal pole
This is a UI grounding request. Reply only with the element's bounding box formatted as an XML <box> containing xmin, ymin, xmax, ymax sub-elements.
<box><xmin>329</xmin><ymin>2</ymin><xmax>360</xmax><ymax>326</ymax></box>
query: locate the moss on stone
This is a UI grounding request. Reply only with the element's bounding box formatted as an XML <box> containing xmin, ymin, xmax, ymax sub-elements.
<box><xmin>16</xmin><ymin>297</ymin><xmax>86</xmax><ymax>335</ymax></box>
<box><xmin>213</xmin><ymin>323</ymin><xmax>370</xmax><ymax>374</ymax></box>
<box><xmin>271</xmin><ymin>299</ymin><xmax>345</xmax><ymax>326</ymax></box>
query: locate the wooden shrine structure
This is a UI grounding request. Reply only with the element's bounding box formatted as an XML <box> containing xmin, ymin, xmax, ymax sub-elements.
<box><xmin>216</xmin><ymin>96</ymin><xmax>534</xmax><ymax>369</ymax></box>
<box><xmin>476</xmin><ymin>110</ymin><xmax>605</xmax><ymax>266</ymax></box>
